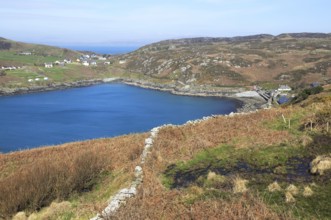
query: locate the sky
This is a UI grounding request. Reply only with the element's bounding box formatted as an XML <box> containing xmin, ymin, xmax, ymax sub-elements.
<box><xmin>1</xmin><ymin>0</ymin><xmax>330</xmax><ymax>47</ymax></box>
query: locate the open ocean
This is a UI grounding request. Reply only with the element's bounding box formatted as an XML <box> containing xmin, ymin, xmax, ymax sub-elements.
<box><xmin>63</xmin><ymin>45</ymin><xmax>140</xmax><ymax>55</ymax></box>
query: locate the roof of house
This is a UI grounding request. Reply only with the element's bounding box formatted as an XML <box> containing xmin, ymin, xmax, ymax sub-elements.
<box><xmin>278</xmin><ymin>85</ymin><xmax>291</xmax><ymax>90</ymax></box>
<box><xmin>278</xmin><ymin>96</ymin><xmax>290</xmax><ymax>104</ymax></box>
<box><xmin>311</xmin><ymin>82</ymin><xmax>320</xmax><ymax>87</ymax></box>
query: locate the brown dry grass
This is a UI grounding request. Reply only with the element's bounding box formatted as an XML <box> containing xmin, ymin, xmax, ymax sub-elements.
<box><xmin>150</xmin><ymin>108</ymin><xmax>295</xmax><ymax>169</ymax></box>
<box><xmin>111</xmin><ymin>108</ymin><xmax>298</xmax><ymax>219</ymax></box>
<box><xmin>113</xmin><ymin>166</ymin><xmax>289</xmax><ymax>220</ymax></box>
<box><xmin>0</xmin><ymin>133</ymin><xmax>147</xmax><ymax>218</ymax></box>
<box><xmin>114</xmin><ymin>192</ymin><xmax>287</xmax><ymax>220</ymax></box>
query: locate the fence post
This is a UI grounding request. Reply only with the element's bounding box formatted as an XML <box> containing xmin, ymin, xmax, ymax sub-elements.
<box><xmin>282</xmin><ymin>114</ymin><xmax>286</xmax><ymax>124</ymax></box>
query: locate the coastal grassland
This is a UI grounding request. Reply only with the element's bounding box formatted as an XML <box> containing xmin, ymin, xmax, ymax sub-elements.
<box><xmin>0</xmin><ymin>51</ymin><xmax>60</xmax><ymax>66</ymax></box>
<box><xmin>4</xmin><ymin>68</ymin><xmax>40</xmax><ymax>80</ymax></box>
<box><xmin>0</xmin><ymin>61</ymin><xmax>147</xmax><ymax>89</ymax></box>
<box><xmin>0</xmin><ymin>133</ymin><xmax>148</xmax><ymax>219</ymax></box>
<box><xmin>0</xmin><ymin>38</ymin><xmax>81</xmax><ymax>60</ymax></box>
<box><xmin>112</xmin><ymin>87</ymin><xmax>331</xmax><ymax>219</ymax></box>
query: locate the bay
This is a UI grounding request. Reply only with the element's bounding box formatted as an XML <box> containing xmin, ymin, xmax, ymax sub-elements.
<box><xmin>0</xmin><ymin>83</ymin><xmax>241</xmax><ymax>153</ymax></box>
<box><xmin>63</xmin><ymin>45</ymin><xmax>139</xmax><ymax>55</ymax></box>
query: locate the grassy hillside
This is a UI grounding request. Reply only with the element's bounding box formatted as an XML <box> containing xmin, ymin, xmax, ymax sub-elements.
<box><xmin>0</xmin><ymin>38</ymin><xmax>139</xmax><ymax>88</ymax></box>
<box><xmin>0</xmin><ymin>38</ymin><xmax>81</xmax><ymax>62</ymax></box>
<box><xmin>119</xmin><ymin>33</ymin><xmax>331</xmax><ymax>88</ymax></box>
<box><xmin>0</xmin><ymin>134</ymin><xmax>148</xmax><ymax>219</ymax></box>
<box><xmin>1</xmin><ymin>84</ymin><xmax>330</xmax><ymax>219</ymax></box>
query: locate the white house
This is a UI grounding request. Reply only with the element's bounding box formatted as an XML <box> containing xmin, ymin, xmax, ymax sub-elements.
<box><xmin>44</xmin><ymin>77</ymin><xmax>49</xmax><ymax>80</ymax></box>
<box><xmin>277</xmin><ymin>85</ymin><xmax>292</xmax><ymax>92</ymax></box>
<box><xmin>64</xmin><ymin>59</ymin><xmax>72</xmax><ymax>64</ymax></box>
<box><xmin>104</xmin><ymin>61</ymin><xmax>111</xmax><ymax>65</ymax></box>
<box><xmin>19</xmin><ymin>52</ymin><xmax>32</xmax><ymax>55</ymax></box>
<box><xmin>44</xmin><ymin>63</ymin><xmax>53</xmax><ymax>68</ymax></box>
<box><xmin>82</xmin><ymin>61</ymin><xmax>89</xmax><ymax>66</ymax></box>
<box><xmin>119</xmin><ymin>60</ymin><xmax>126</xmax><ymax>64</ymax></box>
<box><xmin>91</xmin><ymin>61</ymin><xmax>97</xmax><ymax>66</ymax></box>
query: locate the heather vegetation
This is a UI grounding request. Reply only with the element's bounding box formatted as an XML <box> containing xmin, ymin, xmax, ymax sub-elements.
<box><xmin>0</xmin><ymin>134</ymin><xmax>147</xmax><ymax>219</ymax></box>
<box><xmin>122</xmin><ymin>33</ymin><xmax>331</xmax><ymax>87</ymax></box>
<box><xmin>112</xmin><ymin>85</ymin><xmax>330</xmax><ymax>220</ymax></box>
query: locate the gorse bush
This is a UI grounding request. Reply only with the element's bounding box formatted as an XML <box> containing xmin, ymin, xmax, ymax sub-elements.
<box><xmin>0</xmin><ymin>149</ymin><xmax>108</xmax><ymax>217</ymax></box>
<box><xmin>292</xmin><ymin>86</ymin><xmax>324</xmax><ymax>103</ymax></box>
<box><xmin>0</xmin><ymin>134</ymin><xmax>147</xmax><ymax>218</ymax></box>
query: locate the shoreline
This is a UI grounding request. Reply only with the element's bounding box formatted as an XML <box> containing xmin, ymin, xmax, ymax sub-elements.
<box><xmin>121</xmin><ymin>79</ymin><xmax>266</xmax><ymax>112</ymax></box>
<box><xmin>0</xmin><ymin>77</ymin><xmax>266</xmax><ymax>112</ymax></box>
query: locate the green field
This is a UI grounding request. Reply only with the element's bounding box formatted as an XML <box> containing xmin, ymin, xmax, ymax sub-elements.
<box><xmin>0</xmin><ymin>51</ymin><xmax>60</xmax><ymax>65</ymax></box>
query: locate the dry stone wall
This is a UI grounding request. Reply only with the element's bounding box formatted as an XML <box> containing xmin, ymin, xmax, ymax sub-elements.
<box><xmin>91</xmin><ymin>110</ymin><xmax>259</xmax><ymax>219</ymax></box>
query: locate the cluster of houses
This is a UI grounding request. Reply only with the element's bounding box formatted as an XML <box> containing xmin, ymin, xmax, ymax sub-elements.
<box><xmin>1</xmin><ymin>66</ymin><xmax>22</xmax><ymax>70</ymax></box>
<box><xmin>28</xmin><ymin>77</ymin><xmax>49</xmax><ymax>82</ymax></box>
<box><xmin>43</xmin><ymin>55</ymin><xmax>111</xmax><ymax>68</ymax></box>
<box><xmin>76</xmin><ymin>54</ymin><xmax>111</xmax><ymax>67</ymax></box>
<box><xmin>18</xmin><ymin>51</ymin><xmax>32</xmax><ymax>56</ymax></box>
<box><xmin>44</xmin><ymin>59</ymin><xmax>72</xmax><ymax>68</ymax></box>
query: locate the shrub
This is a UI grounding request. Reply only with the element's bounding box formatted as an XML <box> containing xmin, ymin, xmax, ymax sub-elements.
<box><xmin>0</xmin><ymin>149</ymin><xmax>108</xmax><ymax>217</ymax></box>
<box><xmin>292</xmin><ymin>86</ymin><xmax>324</xmax><ymax>103</ymax></box>
<box><xmin>0</xmin><ymin>70</ymin><xmax>6</xmax><ymax>76</ymax></box>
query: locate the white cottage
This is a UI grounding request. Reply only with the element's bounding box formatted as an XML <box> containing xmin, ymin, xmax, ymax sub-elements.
<box><xmin>278</xmin><ymin>85</ymin><xmax>292</xmax><ymax>92</ymax></box>
<box><xmin>44</xmin><ymin>63</ymin><xmax>53</xmax><ymax>68</ymax></box>
<box><xmin>82</xmin><ymin>61</ymin><xmax>89</xmax><ymax>66</ymax></box>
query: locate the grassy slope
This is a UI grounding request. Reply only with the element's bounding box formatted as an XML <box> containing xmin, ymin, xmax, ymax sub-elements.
<box><xmin>0</xmin><ymin>134</ymin><xmax>148</xmax><ymax>219</ymax></box>
<box><xmin>0</xmin><ymin>38</ymin><xmax>81</xmax><ymax>60</ymax></box>
<box><xmin>0</xmin><ymin>38</ymin><xmax>136</xmax><ymax>87</ymax></box>
<box><xmin>113</xmin><ymin>85</ymin><xmax>330</xmax><ymax>219</ymax></box>
<box><xmin>0</xmin><ymin>85</ymin><xmax>330</xmax><ymax>219</ymax></box>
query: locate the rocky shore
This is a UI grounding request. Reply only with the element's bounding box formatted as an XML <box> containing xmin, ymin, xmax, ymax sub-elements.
<box><xmin>0</xmin><ymin>78</ymin><xmax>266</xmax><ymax>112</ymax></box>
<box><xmin>122</xmin><ymin>79</ymin><xmax>267</xmax><ymax>112</ymax></box>
<box><xmin>0</xmin><ymin>78</ymin><xmax>121</xmax><ymax>96</ymax></box>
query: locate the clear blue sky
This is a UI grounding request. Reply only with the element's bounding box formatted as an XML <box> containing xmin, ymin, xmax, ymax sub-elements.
<box><xmin>1</xmin><ymin>0</ymin><xmax>330</xmax><ymax>47</ymax></box>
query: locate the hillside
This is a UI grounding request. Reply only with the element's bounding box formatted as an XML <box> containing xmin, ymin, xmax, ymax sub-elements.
<box><xmin>1</xmin><ymin>84</ymin><xmax>330</xmax><ymax>219</ymax></box>
<box><xmin>1</xmin><ymin>33</ymin><xmax>331</xmax><ymax>95</ymax></box>
<box><xmin>0</xmin><ymin>37</ymin><xmax>81</xmax><ymax>63</ymax></box>
<box><xmin>0</xmin><ymin>38</ymin><xmax>129</xmax><ymax>90</ymax></box>
<box><xmin>119</xmin><ymin>33</ymin><xmax>331</xmax><ymax>88</ymax></box>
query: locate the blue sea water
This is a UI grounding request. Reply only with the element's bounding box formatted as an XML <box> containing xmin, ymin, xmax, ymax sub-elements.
<box><xmin>0</xmin><ymin>84</ymin><xmax>241</xmax><ymax>153</ymax></box>
<box><xmin>63</xmin><ymin>45</ymin><xmax>140</xmax><ymax>55</ymax></box>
